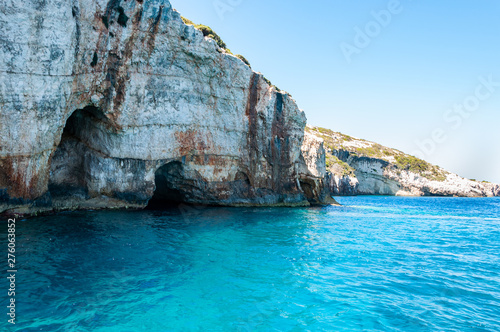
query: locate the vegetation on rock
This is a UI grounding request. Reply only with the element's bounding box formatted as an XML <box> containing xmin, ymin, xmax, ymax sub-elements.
<box><xmin>235</xmin><ymin>54</ymin><xmax>251</xmax><ymax>67</ymax></box>
<box><xmin>307</xmin><ymin>126</ymin><xmax>448</xmax><ymax>182</ymax></box>
<box><xmin>262</xmin><ymin>76</ymin><xmax>281</xmax><ymax>92</ymax></box>
<box><xmin>181</xmin><ymin>17</ymin><xmax>254</xmax><ymax>73</ymax></box>
<box><xmin>326</xmin><ymin>154</ymin><xmax>356</xmax><ymax>177</ymax></box>
<box><xmin>181</xmin><ymin>17</ymin><xmax>287</xmax><ymax>94</ymax></box>
<box><xmin>182</xmin><ymin>16</ymin><xmax>228</xmax><ymax>50</ymax></box>
<box><xmin>393</xmin><ymin>155</ymin><xmax>447</xmax><ymax>181</ymax></box>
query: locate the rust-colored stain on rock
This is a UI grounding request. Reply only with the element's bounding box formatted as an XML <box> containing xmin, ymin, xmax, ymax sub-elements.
<box><xmin>0</xmin><ymin>156</ymin><xmax>44</xmax><ymax>200</ymax></box>
<box><xmin>174</xmin><ymin>130</ymin><xmax>211</xmax><ymax>156</ymax></box>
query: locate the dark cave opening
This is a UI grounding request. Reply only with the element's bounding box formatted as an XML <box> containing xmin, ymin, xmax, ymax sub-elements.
<box><xmin>299</xmin><ymin>179</ymin><xmax>316</xmax><ymax>203</ymax></box>
<box><xmin>48</xmin><ymin>106</ymin><xmax>108</xmax><ymax>198</ymax></box>
<box><xmin>146</xmin><ymin>161</ymin><xmax>188</xmax><ymax>209</ymax></box>
<box><xmin>63</xmin><ymin>105</ymin><xmax>106</xmax><ymax>136</ymax></box>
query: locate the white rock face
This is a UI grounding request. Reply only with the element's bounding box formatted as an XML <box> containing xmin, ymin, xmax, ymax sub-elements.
<box><xmin>299</xmin><ymin>131</ymin><xmax>339</xmax><ymax>205</ymax></box>
<box><xmin>0</xmin><ymin>0</ymin><xmax>332</xmax><ymax>214</ymax></box>
<box><xmin>300</xmin><ymin>131</ymin><xmax>326</xmax><ymax>178</ymax></box>
<box><xmin>388</xmin><ymin>171</ymin><xmax>500</xmax><ymax>197</ymax></box>
<box><xmin>352</xmin><ymin>157</ymin><xmax>400</xmax><ymax>195</ymax></box>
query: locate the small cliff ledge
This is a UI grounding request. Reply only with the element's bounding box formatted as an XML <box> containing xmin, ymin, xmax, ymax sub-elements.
<box><xmin>0</xmin><ymin>0</ymin><xmax>333</xmax><ymax>214</ymax></box>
<box><xmin>307</xmin><ymin>126</ymin><xmax>500</xmax><ymax>198</ymax></box>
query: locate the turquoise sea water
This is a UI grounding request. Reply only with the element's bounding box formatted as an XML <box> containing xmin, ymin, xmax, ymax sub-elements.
<box><xmin>3</xmin><ymin>197</ymin><xmax>500</xmax><ymax>331</ymax></box>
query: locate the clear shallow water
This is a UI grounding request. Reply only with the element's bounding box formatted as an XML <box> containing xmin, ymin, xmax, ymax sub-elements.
<box><xmin>3</xmin><ymin>197</ymin><xmax>500</xmax><ymax>331</ymax></box>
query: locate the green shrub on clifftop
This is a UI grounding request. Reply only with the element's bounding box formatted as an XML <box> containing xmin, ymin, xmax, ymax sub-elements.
<box><xmin>394</xmin><ymin>155</ymin><xmax>446</xmax><ymax>181</ymax></box>
<box><xmin>394</xmin><ymin>155</ymin><xmax>429</xmax><ymax>173</ymax></box>
<box><xmin>236</xmin><ymin>54</ymin><xmax>251</xmax><ymax>67</ymax></box>
<box><xmin>181</xmin><ymin>16</ymin><xmax>194</xmax><ymax>25</ymax></box>
<box><xmin>263</xmin><ymin>76</ymin><xmax>281</xmax><ymax>92</ymax></box>
<box><xmin>195</xmin><ymin>25</ymin><xmax>227</xmax><ymax>49</ymax></box>
<box><xmin>181</xmin><ymin>16</ymin><xmax>227</xmax><ymax>50</ymax></box>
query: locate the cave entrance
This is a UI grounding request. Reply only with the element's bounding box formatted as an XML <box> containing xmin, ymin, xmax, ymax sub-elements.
<box><xmin>49</xmin><ymin>106</ymin><xmax>109</xmax><ymax>198</ymax></box>
<box><xmin>299</xmin><ymin>179</ymin><xmax>316</xmax><ymax>203</ymax></box>
<box><xmin>147</xmin><ymin>161</ymin><xmax>188</xmax><ymax>209</ymax></box>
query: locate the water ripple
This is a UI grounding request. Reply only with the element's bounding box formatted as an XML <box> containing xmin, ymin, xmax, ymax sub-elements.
<box><xmin>3</xmin><ymin>197</ymin><xmax>500</xmax><ymax>331</ymax></box>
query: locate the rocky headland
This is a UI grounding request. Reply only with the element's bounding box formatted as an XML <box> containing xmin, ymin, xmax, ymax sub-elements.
<box><xmin>307</xmin><ymin>126</ymin><xmax>500</xmax><ymax>198</ymax></box>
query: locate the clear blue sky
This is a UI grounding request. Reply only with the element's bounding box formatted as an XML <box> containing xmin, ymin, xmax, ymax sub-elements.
<box><xmin>170</xmin><ymin>0</ymin><xmax>500</xmax><ymax>183</ymax></box>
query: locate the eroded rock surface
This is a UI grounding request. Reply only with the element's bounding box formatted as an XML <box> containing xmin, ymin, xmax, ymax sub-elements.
<box><xmin>0</xmin><ymin>0</ymin><xmax>332</xmax><ymax>214</ymax></box>
<box><xmin>298</xmin><ymin>131</ymin><xmax>339</xmax><ymax>205</ymax></box>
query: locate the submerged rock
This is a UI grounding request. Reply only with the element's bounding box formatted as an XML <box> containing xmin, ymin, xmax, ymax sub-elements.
<box><xmin>0</xmin><ymin>0</ymin><xmax>334</xmax><ymax>214</ymax></box>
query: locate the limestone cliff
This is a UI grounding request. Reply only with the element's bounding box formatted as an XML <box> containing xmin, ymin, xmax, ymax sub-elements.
<box><xmin>0</xmin><ymin>0</ymin><xmax>333</xmax><ymax>214</ymax></box>
<box><xmin>307</xmin><ymin>126</ymin><xmax>500</xmax><ymax>197</ymax></box>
